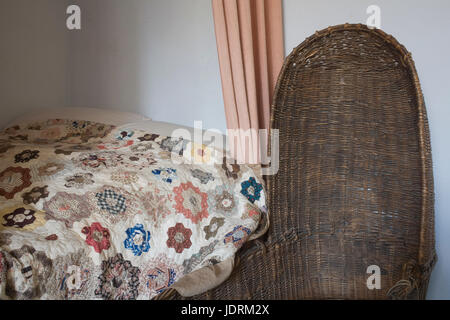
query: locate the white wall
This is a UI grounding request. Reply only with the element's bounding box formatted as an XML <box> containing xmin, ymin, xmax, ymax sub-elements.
<box><xmin>283</xmin><ymin>0</ymin><xmax>450</xmax><ymax>299</ymax></box>
<box><xmin>0</xmin><ymin>0</ymin><xmax>448</xmax><ymax>299</ymax></box>
<box><xmin>0</xmin><ymin>0</ymin><xmax>69</xmax><ymax>129</ymax></box>
<box><xmin>0</xmin><ymin>0</ymin><xmax>225</xmax><ymax>132</ymax></box>
<box><xmin>67</xmin><ymin>0</ymin><xmax>226</xmax><ymax>132</ymax></box>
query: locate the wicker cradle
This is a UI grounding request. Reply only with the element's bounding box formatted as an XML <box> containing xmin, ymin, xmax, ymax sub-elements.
<box><xmin>162</xmin><ymin>24</ymin><xmax>436</xmax><ymax>300</ymax></box>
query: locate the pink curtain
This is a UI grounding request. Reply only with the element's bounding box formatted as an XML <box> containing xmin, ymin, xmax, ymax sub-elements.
<box><xmin>212</xmin><ymin>0</ymin><xmax>284</xmax><ymax>163</ymax></box>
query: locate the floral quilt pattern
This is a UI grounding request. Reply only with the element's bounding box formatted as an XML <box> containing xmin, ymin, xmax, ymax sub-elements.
<box><xmin>0</xmin><ymin>119</ymin><xmax>267</xmax><ymax>300</ymax></box>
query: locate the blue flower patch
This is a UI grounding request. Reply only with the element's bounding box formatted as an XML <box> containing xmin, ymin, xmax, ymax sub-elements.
<box><xmin>72</xmin><ymin>121</ymin><xmax>87</xmax><ymax>129</ymax></box>
<box><xmin>152</xmin><ymin>168</ymin><xmax>177</xmax><ymax>183</ymax></box>
<box><xmin>146</xmin><ymin>268</ymin><xmax>177</xmax><ymax>294</ymax></box>
<box><xmin>224</xmin><ymin>225</ymin><xmax>251</xmax><ymax>248</ymax></box>
<box><xmin>240</xmin><ymin>177</ymin><xmax>263</xmax><ymax>203</ymax></box>
<box><xmin>116</xmin><ymin>130</ymin><xmax>134</xmax><ymax>140</ymax></box>
<box><xmin>124</xmin><ymin>223</ymin><xmax>151</xmax><ymax>256</ymax></box>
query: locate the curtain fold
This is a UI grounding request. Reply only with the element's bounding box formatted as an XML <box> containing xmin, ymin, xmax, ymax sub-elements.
<box><xmin>212</xmin><ymin>0</ymin><xmax>284</xmax><ymax>163</ymax></box>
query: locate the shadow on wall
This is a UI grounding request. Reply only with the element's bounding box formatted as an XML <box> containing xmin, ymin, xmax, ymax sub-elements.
<box><xmin>0</xmin><ymin>0</ymin><xmax>69</xmax><ymax>129</ymax></box>
<box><xmin>0</xmin><ymin>0</ymin><xmax>226</xmax><ymax>132</ymax></box>
<box><xmin>67</xmin><ymin>0</ymin><xmax>142</xmax><ymax>121</ymax></box>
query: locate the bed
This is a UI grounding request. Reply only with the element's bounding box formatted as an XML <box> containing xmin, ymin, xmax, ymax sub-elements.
<box><xmin>0</xmin><ymin>107</ymin><xmax>268</xmax><ymax>300</ymax></box>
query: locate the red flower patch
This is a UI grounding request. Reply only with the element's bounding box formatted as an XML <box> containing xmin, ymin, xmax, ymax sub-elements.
<box><xmin>166</xmin><ymin>223</ymin><xmax>192</xmax><ymax>253</ymax></box>
<box><xmin>173</xmin><ymin>182</ymin><xmax>208</xmax><ymax>224</ymax></box>
<box><xmin>82</xmin><ymin>222</ymin><xmax>111</xmax><ymax>253</ymax></box>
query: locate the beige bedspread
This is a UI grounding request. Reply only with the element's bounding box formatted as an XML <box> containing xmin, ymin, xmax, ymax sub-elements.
<box><xmin>0</xmin><ymin>119</ymin><xmax>267</xmax><ymax>300</ymax></box>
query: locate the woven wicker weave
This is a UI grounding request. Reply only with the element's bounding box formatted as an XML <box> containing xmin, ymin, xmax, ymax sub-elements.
<box><xmin>164</xmin><ymin>23</ymin><xmax>436</xmax><ymax>300</ymax></box>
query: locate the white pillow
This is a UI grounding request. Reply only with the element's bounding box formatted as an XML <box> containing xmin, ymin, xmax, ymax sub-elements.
<box><xmin>8</xmin><ymin>107</ymin><xmax>151</xmax><ymax>127</ymax></box>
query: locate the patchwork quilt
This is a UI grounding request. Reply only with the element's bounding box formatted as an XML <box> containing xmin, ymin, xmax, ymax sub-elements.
<box><xmin>0</xmin><ymin>119</ymin><xmax>267</xmax><ymax>300</ymax></box>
